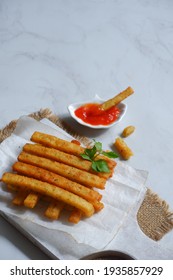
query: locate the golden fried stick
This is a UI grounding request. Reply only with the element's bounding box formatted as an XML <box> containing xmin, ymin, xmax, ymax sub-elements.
<box><xmin>18</xmin><ymin>152</ymin><xmax>106</xmax><ymax>189</ymax></box>
<box><xmin>68</xmin><ymin>208</ymin><xmax>82</xmax><ymax>224</ymax></box>
<box><xmin>24</xmin><ymin>192</ymin><xmax>40</xmax><ymax>208</ymax></box>
<box><xmin>23</xmin><ymin>143</ymin><xmax>92</xmax><ymax>171</ymax></box>
<box><xmin>7</xmin><ymin>184</ymin><xmax>18</xmax><ymax>192</ymax></box>
<box><xmin>44</xmin><ymin>200</ymin><xmax>65</xmax><ymax>220</ymax></box>
<box><xmin>12</xmin><ymin>192</ymin><xmax>28</xmax><ymax>206</ymax></box>
<box><xmin>22</xmin><ymin>143</ymin><xmax>112</xmax><ymax>179</ymax></box>
<box><xmin>13</xmin><ymin>161</ymin><xmax>104</xmax><ymax>212</ymax></box>
<box><xmin>30</xmin><ymin>132</ymin><xmax>116</xmax><ymax>174</ymax></box>
<box><xmin>31</xmin><ymin>131</ymin><xmax>86</xmax><ymax>156</ymax></box>
<box><xmin>100</xmin><ymin>87</ymin><xmax>134</xmax><ymax>110</ymax></box>
<box><xmin>114</xmin><ymin>137</ymin><xmax>133</xmax><ymax>160</ymax></box>
<box><xmin>91</xmin><ymin>200</ymin><xmax>104</xmax><ymax>212</ymax></box>
<box><xmin>122</xmin><ymin>125</ymin><xmax>135</xmax><ymax>138</ymax></box>
<box><xmin>13</xmin><ymin>162</ymin><xmax>102</xmax><ymax>202</ymax></box>
<box><xmin>2</xmin><ymin>173</ymin><xmax>95</xmax><ymax>217</ymax></box>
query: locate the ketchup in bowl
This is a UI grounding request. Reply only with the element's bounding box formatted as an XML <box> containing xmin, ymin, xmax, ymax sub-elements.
<box><xmin>74</xmin><ymin>103</ymin><xmax>120</xmax><ymax>126</ymax></box>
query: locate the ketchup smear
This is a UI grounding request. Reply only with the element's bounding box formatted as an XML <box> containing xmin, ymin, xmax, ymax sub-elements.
<box><xmin>75</xmin><ymin>103</ymin><xmax>120</xmax><ymax>126</ymax></box>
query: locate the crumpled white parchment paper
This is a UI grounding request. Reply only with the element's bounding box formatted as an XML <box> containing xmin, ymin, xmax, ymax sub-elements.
<box><xmin>0</xmin><ymin>116</ymin><xmax>150</xmax><ymax>258</ymax></box>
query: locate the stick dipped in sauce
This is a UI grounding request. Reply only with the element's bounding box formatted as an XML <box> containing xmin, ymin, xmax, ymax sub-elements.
<box><xmin>74</xmin><ymin>87</ymin><xmax>134</xmax><ymax>126</ymax></box>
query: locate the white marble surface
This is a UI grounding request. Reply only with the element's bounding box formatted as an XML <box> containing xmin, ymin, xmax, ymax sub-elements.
<box><xmin>0</xmin><ymin>0</ymin><xmax>173</xmax><ymax>259</ymax></box>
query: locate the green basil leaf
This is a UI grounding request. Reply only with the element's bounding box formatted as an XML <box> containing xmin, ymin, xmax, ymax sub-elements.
<box><xmin>102</xmin><ymin>151</ymin><xmax>119</xmax><ymax>158</ymax></box>
<box><xmin>80</xmin><ymin>154</ymin><xmax>92</xmax><ymax>161</ymax></box>
<box><xmin>81</xmin><ymin>139</ymin><xmax>118</xmax><ymax>173</ymax></box>
<box><xmin>94</xmin><ymin>141</ymin><xmax>102</xmax><ymax>152</ymax></box>
<box><xmin>91</xmin><ymin>161</ymin><xmax>99</xmax><ymax>172</ymax></box>
<box><xmin>85</xmin><ymin>146</ymin><xmax>97</xmax><ymax>160</ymax></box>
<box><xmin>92</xmin><ymin>159</ymin><xmax>110</xmax><ymax>173</ymax></box>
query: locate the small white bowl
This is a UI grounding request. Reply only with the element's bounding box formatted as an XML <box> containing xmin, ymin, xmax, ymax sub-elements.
<box><xmin>68</xmin><ymin>95</ymin><xmax>127</xmax><ymax>129</ymax></box>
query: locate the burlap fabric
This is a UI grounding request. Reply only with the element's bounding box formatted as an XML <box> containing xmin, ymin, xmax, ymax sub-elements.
<box><xmin>1</xmin><ymin>108</ymin><xmax>173</xmax><ymax>241</ymax></box>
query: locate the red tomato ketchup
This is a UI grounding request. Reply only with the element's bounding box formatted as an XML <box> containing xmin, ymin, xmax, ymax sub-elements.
<box><xmin>75</xmin><ymin>103</ymin><xmax>120</xmax><ymax>126</ymax></box>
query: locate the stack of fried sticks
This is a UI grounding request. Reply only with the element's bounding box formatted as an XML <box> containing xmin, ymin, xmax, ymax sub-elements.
<box><xmin>1</xmin><ymin>132</ymin><xmax>116</xmax><ymax>224</ymax></box>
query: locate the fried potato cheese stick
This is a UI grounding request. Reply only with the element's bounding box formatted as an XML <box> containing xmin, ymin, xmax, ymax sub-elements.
<box><xmin>2</xmin><ymin>173</ymin><xmax>95</xmax><ymax>217</ymax></box>
<box><xmin>23</xmin><ymin>143</ymin><xmax>92</xmax><ymax>171</ymax></box>
<box><xmin>114</xmin><ymin>137</ymin><xmax>133</xmax><ymax>160</ymax></box>
<box><xmin>31</xmin><ymin>131</ymin><xmax>87</xmax><ymax>156</ymax></box>
<box><xmin>23</xmin><ymin>143</ymin><xmax>113</xmax><ymax>179</ymax></box>
<box><xmin>24</xmin><ymin>192</ymin><xmax>40</xmax><ymax>208</ymax></box>
<box><xmin>100</xmin><ymin>86</ymin><xmax>134</xmax><ymax>110</ymax></box>
<box><xmin>68</xmin><ymin>208</ymin><xmax>82</xmax><ymax>224</ymax></box>
<box><xmin>18</xmin><ymin>152</ymin><xmax>106</xmax><ymax>189</ymax></box>
<box><xmin>30</xmin><ymin>132</ymin><xmax>116</xmax><ymax>172</ymax></box>
<box><xmin>13</xmin><ymin>162</ymin><xmax>102</xmax><ymax>203</ymax></box>
<box><xmin>12</xmin><ymin>192</ymin><xmax>28</xmax><ymax>206</ymax></box>
<box><xmin>45</xmin><ymin>200</ymin><xmax>65</xmax><ymax>220</ymax></box>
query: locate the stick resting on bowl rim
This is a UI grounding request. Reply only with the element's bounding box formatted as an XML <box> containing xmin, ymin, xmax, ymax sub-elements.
<box><xmin>100</xmin><ymin>86</ymin><xmax>134</xmax><ymax>111</ymax></box>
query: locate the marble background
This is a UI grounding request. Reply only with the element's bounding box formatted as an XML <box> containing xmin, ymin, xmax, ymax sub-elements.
<box><xmin>0</xmin><ymin>0</ymin><xmax>173</xmax><ymax>259</ymax></box>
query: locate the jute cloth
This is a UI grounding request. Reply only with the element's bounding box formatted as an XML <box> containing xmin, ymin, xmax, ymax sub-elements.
<box><xmin>0</xmin><ymin>108</ymin><xmax>173</xmax><ymax>241</ymax></box>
